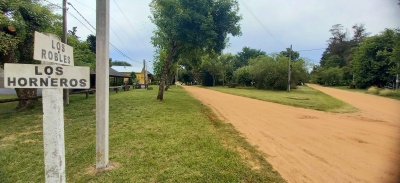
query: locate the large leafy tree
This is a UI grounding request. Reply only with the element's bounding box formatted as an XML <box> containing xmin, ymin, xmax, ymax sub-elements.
<box><xmin>352</xmin><ymin>29</ymin><xmax>400</xmax><ymax>88</ymax></box>
<box><xmin>150</xmin><ymin>0</ymin><xmax>241</xmax><ymax>100</ymax></box>
<box><xmin>235</xmin><ymin>46</ymin><xmax>266</xmax><ymax>68</ymax></box>
<box><xmin>279</xmin><ymin>47</ymin><xmax>300</xmax><ymax>61</ymax></box>
<box><xmin>0</xmin><ymin>0</ymin><xmax>60</xmax><ymax>110</ymax></box>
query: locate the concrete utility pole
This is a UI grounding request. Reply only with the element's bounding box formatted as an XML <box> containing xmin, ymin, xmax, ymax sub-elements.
<box><xmin>287</xmin><ymin>45</ymin><xmax>292</xmax><ymax>92</ymax></box>
<box><xmin>62</xmin><ymin>0</ymin><xmax>69</xmax><ymax>105</ymax></box>
<box><xmin>96</xmin><ymin>0</ymin><xmax>110</xmax><ymax>169</ymax></box>
<box><xmin>144</xmin><ymin>59</ymin><xmax>148</xmax><ymax>88</ymax></box>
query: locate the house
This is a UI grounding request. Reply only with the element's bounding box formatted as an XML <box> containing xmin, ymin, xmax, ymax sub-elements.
<box><xmin>111</xmin><ymin>66</ymin><xmax>152</xmax><ymax>84</ymax></box>
<box><xmin>90</xmin><ymin>67</ymin><xmax>131</xmax><ymax>88</ymax></box>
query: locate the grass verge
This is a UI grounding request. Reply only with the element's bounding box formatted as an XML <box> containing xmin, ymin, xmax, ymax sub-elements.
<box><xmin>205</xmin><ymin>85</ymin><xmax>356</xmax><ymax>113</ymax></box>
<box><xmin>0</xmin><ymin>86</ymin><xmax>284</xmax><ymax>182</ymax></box>
<box><xmin>331</xmin><ymin>86</ymin><xmax>400</xmax><ymax>100</ymax></box>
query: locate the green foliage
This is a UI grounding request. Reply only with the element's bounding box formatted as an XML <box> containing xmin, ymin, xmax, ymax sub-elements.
<box><xmin>86</xmin><ymin>34</ymin><xmax>96</xmax><ymax>54</ymax></box>
<box><xmin>249</xmin><ymin>55</ymin><xmax>308</xmax><ymax>90</ymax></box>
<box><xmin>235</xmin><ymin>46</ymin><xmax>266</xmax><ymax>68</ymax></box>
<box><xmin>279</xmin><ymin>47</ymin><xmax>300</xmax><ymax>61</ymax></box>
<box><xmin>233</xmin><ymin>66</ymin><xmax>252</xmax><ymax>86</ymax></box>
<box><xmin>352</xmin><ymin>29</ymin><xmax>399</xmax><ymax>88</ymax></box>
<box><xmin>111</xmin><ymin>61</ymin><xmax>132</xmax><ymax>66</ymax></box>
<box><xmin>201</xmin><ymin>54</ymin><xmax>223</xmax><ymax>86</ymax></box>
<box><xmin>150</xmin><ymin>0</ymin><xmax>242</xmax><ymax>99</ymax></box>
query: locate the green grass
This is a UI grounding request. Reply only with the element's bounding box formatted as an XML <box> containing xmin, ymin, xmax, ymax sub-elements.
<box><xmin>331</xmin><ymin>86</ymin><xmax>400</xmax><ymax>100</ymax></box>
<box><xmin>205</xmin><ymin>85</ymin><xmax>357</xmax><ymax>113</ymax></box>
<box><xmin>0</xmin><ymin>86</ymin><xmax>284</xmax><ymax>182</ymax></box>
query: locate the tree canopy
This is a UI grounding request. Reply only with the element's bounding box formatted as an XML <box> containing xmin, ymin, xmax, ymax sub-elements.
<box><xmin>150</xmin><ymin>0</ymin><xmax>242</xmax><ymax>100</ymax></box>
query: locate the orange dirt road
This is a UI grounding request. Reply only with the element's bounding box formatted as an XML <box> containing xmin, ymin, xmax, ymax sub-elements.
<box><xmin>184</xmin><ymin>84</ymin><xmax>400</xmax><ymax>183</ymax></box>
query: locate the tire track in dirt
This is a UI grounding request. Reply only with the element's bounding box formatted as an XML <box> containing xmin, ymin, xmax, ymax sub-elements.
<box><xmin>184</xmin><ymin>85</ymin><xmax>400</xmax><ymax>183</ymax></box>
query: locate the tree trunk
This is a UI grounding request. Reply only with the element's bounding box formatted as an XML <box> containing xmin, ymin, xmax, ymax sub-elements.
<box><xmin>212</xmin><ymin>75</ymin><xmax>216</xmax><ymax>86</ymax></box>
<box><xmin>15</xmin><ymin>88</ymin><xmax>39</xmax><ymax>110</ymax></box>
<box><xmin>165</xmin><ymin>74</ymin><xmax>170</xmax><ymax>91</ymax></box>
<box><xmin>157</xmin><ymin>45</ymin><xmax>177</xmax><ymax>101</ymax></box>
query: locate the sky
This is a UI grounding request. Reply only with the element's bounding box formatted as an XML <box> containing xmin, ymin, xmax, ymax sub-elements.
<box><xmin>44</xmin><ymin>0</ymin><xmax>400</xmax><ymax>72</ymax></box>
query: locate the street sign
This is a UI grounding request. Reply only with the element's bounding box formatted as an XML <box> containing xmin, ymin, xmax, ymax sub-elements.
<box><xmin>4</xmin><ymin>63</ymin><xmax>89</xmax><ymax>89</ymax></box>
<box><xmin>33</xmin><ymin>31</ymin><xmax>74</xmax><ymax>66</ymax></box>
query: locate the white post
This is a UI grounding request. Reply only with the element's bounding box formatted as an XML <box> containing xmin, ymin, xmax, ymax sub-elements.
<box><xmin>96</xmin><ymin>0</ymin><xmax>110</xmax><ymax>168</ymax></box>
<box><xmin>42</xmin><ymin>87</ymin><xmax>66</xmax><ymax>182</ymax></box>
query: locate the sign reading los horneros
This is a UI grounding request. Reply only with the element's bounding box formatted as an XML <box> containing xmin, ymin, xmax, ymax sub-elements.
<box><xmin>4</xmin><ymin>63</ymin><xmax>90</xmax><ymax>89</ymax></box>
<box><xmin>33</xmin><ymin>31</ymin><xmax>74</xmax><ymax>66</ymax></box>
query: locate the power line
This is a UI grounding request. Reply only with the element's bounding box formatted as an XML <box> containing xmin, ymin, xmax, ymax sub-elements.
<box><xmin>65</xmin><ymin>0</ymin><xmax>144</xmax><ymax>53</ymax></box>
<box><xmin>67</xmin><ymin>2</ymin><xmax>95</xmax><ymax>30</ymax></box>
<box><xmin>70</xmin><ymin>0</ymin><xmax>95</xmax><ymax>11</ymax></box>
<box><xmin>111</xmin><ymin>0</ymin><xmax>149</xmax><ymax>49</ymax></box>
<box><xmin>298</xmin><ymin>48</ymin><xmax>326</xmax><ymax>52</ymax></box>
<box><xmin>239</xmin><ymin>0</ymin><xmax>286</xmax><ymax>48</ymax></box>
<box><xmin>65</xmin><ymin>2</ymin><xmax>140</xmax><ymax>63</ymax></box>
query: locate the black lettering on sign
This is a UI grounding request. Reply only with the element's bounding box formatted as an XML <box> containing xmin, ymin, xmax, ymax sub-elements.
<box><xmin>70</xmin><ymin>79</ymin><xmax>78</xmax><ymax>87</ymax></box>
<box><xmin>55</xmin><ymin>67</ymin><xmax>63</xmax><ymax>75</ymax></box>
<box><xmin>29</xmin><ymin>78</ymin><xmax>38</xmax><ymax>87</ymax></box>
<box><xmin>56</xmin><ymin>42</ymin><xmax>61</xmax><ymax>51</ymax></box>
<box><xmin>63</xmin><ymin>55</ymin><xmax>67</xmax><ymax>63</ymax></box>
<box><xmin>60</xmin><ymin>78</ymin><xmax>68</xmax><ymax>87</ymax></box>
<box><xmin>51</xmin><ymin>78</ymin><xmax>58</xmax><ymax>87</ymax></box>
<box><xmin>62</xmin><ymin>44</ymin><xmax>65</xmax><ymax>52</ymax></box>
<box><xmin>79</xmin><ymin>79</ymin><xmax>87</xmax><ymax>87</ymax></box>
<box><xmin>48</xmin><ymin>51</ymin><xmax>53</xmax><ymax>60</ymax></box>
<box><xmin>7</xmin><ymin>77</ymin><xmax>16</xmax><ymax>86</ymax></box>
<box><xmin>52</xmin><ymin>40</ymin><xmax>56</xmax><ymax>49</ymax></box>
<box><xmin>41</xmin><ymin>49</ymin><xmax>47</xmax><ymax>59</ymax></box>
<box><xmin>54</xmin><ymin>52</ymin><xmax>58</xmax><ymax>61</ymax></box>
<box><xmin>44</xmin><ymin>66</ymin><xmax>53</xmax><ymax>75</ymax></box>
<box><xmin>40</xmin><ymin>78</ymin><xmax>48</xmax><ymax>86</ymax></box>
<box><xmin>35</xmin><ymin>66</ymin><xmax>43</xmax><ymax>75</ymax></box>
<box><xmin>18</xmin><ymin>78</ymin><xmax>27</xmax><ymax>86</ymax></box>
<box><xmin>67</xmin><ymin>56</ymin><xmax>70</xmax><ymax>64</ymax></box>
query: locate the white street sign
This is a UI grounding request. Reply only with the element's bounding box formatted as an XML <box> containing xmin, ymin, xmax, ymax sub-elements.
<box><xmin>3</xmin><ymin>63</ymin><xmax>89</xmax><ymax>89</ymax></box>
<box><xmin>33</xmin><ymin>31</ymin><xmax>74</xmax><ymax>66</ymax></box>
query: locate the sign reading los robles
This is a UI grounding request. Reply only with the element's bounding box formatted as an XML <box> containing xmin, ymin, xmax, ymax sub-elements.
<box><xmin>3</xmin><ymin>31</ymin><xmax>90</xmax><ymax>183</ymax></box>
<box><xmin>4</xmin><ymin>64</ymin><xmax>89</xmax><ymax>88</ymax></box>
<box><xmin>33</xmin><ymin>31</ymin><xmax>74</xmax><ymax>66</ymax></box>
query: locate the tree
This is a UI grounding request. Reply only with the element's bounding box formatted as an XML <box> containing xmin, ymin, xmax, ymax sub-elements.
<box><xmin>249</xmin><ymin>55</ymin><xmax>308</xmax><ymax>90</ymax></box>
<box><xmin>233</xmin><ymin>66</ymin><xmax>252</xmax><ymax>86</ymax></box>
<box><xmin>235</xmin><ymin>47</ymin><xmax>266</xmax><ymax>68</ymax></box>
<box><xmin>150</xmin><ymin>0</ymin><xmax>241</xmax><ymax>100</ymax></box>
<box><xmin>218</xmin><ymin>53</ymin><xmax>236</xmax><ymax>86</ymax></box>
<box><xmin>279</xmin><ymin>47</ymin><xmax>300</xmax><ymax>61</ymax></box>
<box><xmin>201</xmin><ymin>54</ymin><xmax>223</xmax><ymax>86</ymax></box>
<box><xmin>352</xmin><ymin>29</ymin><xmax>399</xmax><ymax>88</ymax></box>
<box><xmin>0</xmin><ymin>0</ymin><xmax>61</xmax><ymax>110</ymax></box>
<box><xmin>111</xmin><ymin>61</ymin><xmax>132</xmax><ymax>66</ymax></box>
<box><xmin>86</xmin><ymin>34</ymin><xmax>96</xmax><ymax>54</ymax></box>
<box><xmin>67</xmin><ymin>26</ymin><xmax>79</xmax><ymax>38</ymax></box>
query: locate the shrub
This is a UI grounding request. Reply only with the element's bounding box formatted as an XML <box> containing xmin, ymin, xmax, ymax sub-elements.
<box><xmin>248</xmin><ymin>55</ymin><xmax>308</xmax><ymax>90</ymax></box>
<box><xmin>367</xmin><ymin>86</ymin><xmax>380</xmax><ymax>95</ymax></box>
<box><xmin>378</xmin><ymin>89</ymin><xmax>400</xmax><ymax>97</ymax></box>
<box><xmin>233</xmin><ymin>66</ymin><xmax>252</xmax><ymax>86</ymax></box>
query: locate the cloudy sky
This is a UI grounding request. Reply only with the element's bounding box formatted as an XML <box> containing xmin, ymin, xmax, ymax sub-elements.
<box><xmin>44</xmin><ymin>0</ymin><xmax>400</xmax><ymax>72</ymax></box>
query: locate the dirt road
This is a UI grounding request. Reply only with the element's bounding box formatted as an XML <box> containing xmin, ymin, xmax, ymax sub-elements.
<box><xmin>184</xmin><ymin>85</ymin><xmax>400</xmax><ymax>183</ymax></box>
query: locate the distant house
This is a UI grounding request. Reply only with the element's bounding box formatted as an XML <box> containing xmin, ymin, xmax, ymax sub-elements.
<box><xmin>90</xmin><ymin>67</ymin><xmax>131</xmax><ymax>88</ymax></box>
<box><xmin>111</xmin><ymin>66</ymin><xmax>152</xmax><ymax>84</ymax></box>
